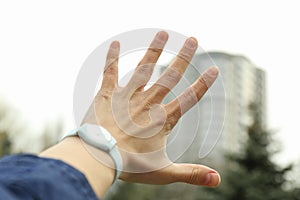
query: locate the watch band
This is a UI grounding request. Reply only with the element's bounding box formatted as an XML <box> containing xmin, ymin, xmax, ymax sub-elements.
<box><xmin>62</xmin><ymin>124</ymin><xmax>123</xmax><ymax>182</ymax></box>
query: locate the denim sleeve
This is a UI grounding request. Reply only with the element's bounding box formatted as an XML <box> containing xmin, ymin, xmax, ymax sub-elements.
<box><xmin>0</xmin><ymin>154</ymin><xmax>99</xmax><ymax>200</ymax></box>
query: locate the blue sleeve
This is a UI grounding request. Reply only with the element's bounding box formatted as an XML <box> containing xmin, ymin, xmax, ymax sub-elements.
<box><xmin>0</xmin><ymin>154</ymin><xmax>99</xmax><ymax>200</ymax></box>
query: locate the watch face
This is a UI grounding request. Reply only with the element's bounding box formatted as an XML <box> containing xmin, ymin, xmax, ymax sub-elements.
<box><xmin>100</xmin><ymin>127</ymin><xmax>113</xmax><ymax>141</ymax></box>
<box><xmin>78</xmin><ymin>124</ymin><xmax>116</xmax><ymax>152</ymax></box>
<box><xmin>77</xmin><ymin>124</ymin><xmax>122</xmax><ymax>178</ymax></box>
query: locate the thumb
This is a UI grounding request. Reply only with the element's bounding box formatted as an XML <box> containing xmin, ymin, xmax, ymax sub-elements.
<box><xmin>169</xmin><ymin>163</ymin><xmax>221</xmax><ymax>187</ymax></box>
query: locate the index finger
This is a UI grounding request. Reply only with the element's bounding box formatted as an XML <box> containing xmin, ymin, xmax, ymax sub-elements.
<box><xmin>145</xmin><ymin>37</ymin><xmax>198</xmax><ymax>103</ymax></box>
<box><xmin>165</xmin><ymin>66</ymin><xmax>219</xmax><ymax>120</ymax></box>
<box><xmin>126</xmin><ymin>31</ymin><xmax>169</xmax><ymax>91</ymax></box>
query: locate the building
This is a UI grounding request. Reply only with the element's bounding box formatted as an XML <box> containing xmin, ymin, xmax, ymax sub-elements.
<box><xmin>163</xmin><ymin>52</ymin><xmax>266</xmax><ymax>167</ymax></box>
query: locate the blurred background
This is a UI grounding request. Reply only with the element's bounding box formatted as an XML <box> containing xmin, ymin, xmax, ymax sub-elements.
<box><xmin>1</xmin><ymin>1</ymin><xmax>300</xmax><ymax>199</ymax></box>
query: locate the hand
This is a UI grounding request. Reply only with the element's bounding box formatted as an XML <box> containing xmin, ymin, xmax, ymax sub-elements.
<box><xmin>83</xmin><ymin>31</ymin><xmax>221</xmax><ymax>187</ymax></box>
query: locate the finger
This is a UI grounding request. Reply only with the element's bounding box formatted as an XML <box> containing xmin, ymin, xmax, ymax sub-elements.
<box><xmin>165</xmin><ymin>67</ymin><xmax>219</xmax><ymax>121</ymax></box>
<box><xmin>126</xmin><ymin>31</ymin><xmax>168</xmax><ymax>91</ymax></box>
<box><xmin>120</xmin><ymin>163</ymin><xmax>220</xmax><ymax>186</ymax></box>
<box><xmin>100</xmin><ymin>41</ymin><xmax>120</xmax><ymax>92</ymax></box>
<box><xmin>137</xmin><ymin>31</ymin><xmax>168</xmax><ymax>70</ymax></box>
<box><xmin>168</xmin><ymin>163</ymin><xmax>221</xmax><ymax>187</ymax></box>
<box><xmin>145</xmin><ymin>37</ymin><xmax>198</xmax><ymax>102</ymax></box>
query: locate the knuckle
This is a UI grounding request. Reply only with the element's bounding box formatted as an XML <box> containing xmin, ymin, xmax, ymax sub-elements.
<box><xmin>178</xmin><ymin>51</ymin><xmax>193</xmax><ymax>63</ymax></box>
<box><xmin>139</xmin><ymin>48</ymin><xmax>161</xmax><ymax>64</ymax></box>
<box><xmin>182</xmin><ymin>88</ymin><xmax>197</xmax><ymax>102</ymax></box>
<box><xmin>96</xmin><ymin>90</ymin><xmax>112</xmax><ymax>101</ymax></box>
<box><xmin>165</xmin><ymin>69</ymin><xmax>181</xmax><ymax>83</ymax></box>
<box><xmin>149</xmin><ymin>47</ymin><xmax>162</xmax><ymax>55</ymax></box>
<box><xmin>104</xmin><ymin>65</ymin><xmax>117</xmax><ymax>75</ymax></box>
<box><xmin>197</xmin><ymin>76</ymin><xmax>209</xmax><ymax>89</ymax></box>
<box><xmin>141</xmin><ymin>99</ymin><xmax>152</xmax><ymax>111</ymax></box>
<box><xmin>105</xmin><ymin>55</ymin><xmax>116</xmax><ymax>64</ymax></box>
<box><xmin>163</xmin><ymin>122</ymin><xmax>173</xmax><ymax>133</ymax></box>
<box><xmin>164</xmin><ymin>111</ymin><xmax>180</xmax><ymax>130</ymax></box>
<box><xmin>136</xmin><ymin>64</ymin><xmax>151</xmax><ymax>75</ymax></box>
<box><xmin>187</xmin><ymin>167</ymin><xmax>205</xmax><ymax>185</ymax></box>
<box><xmin>194</xmin><ymin>77</ymin><xmax>209</xmax><ymax>100</ymax></box>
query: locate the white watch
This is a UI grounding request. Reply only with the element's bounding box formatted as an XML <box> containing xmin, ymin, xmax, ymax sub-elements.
<box><xmin>62</xmin><ymin>123</ymin><xmax>123</xmax><ymax>182</ymax></box>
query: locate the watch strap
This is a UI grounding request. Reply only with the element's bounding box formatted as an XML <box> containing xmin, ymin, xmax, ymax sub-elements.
<box><xmin>62</xmin><ymin>124</ymin><xmax>123</xmax><ymax>182</ymax></box>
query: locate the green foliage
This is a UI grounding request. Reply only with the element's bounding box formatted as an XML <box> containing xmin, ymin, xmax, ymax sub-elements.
<box><xmin>0</xmin><ymin>101</ymin><xmax>12</xmax><ymax>157</ymax></box>
<box><xmin>0</xmin><ymin>99</ymin><xmax>63</xmax><ymax>156</ymax></box>
<box><xmin>107</xmin><ymin>182</ymin><xmax>156</xmax><ymax>200</ymax></box>
<box><xmin>106</xmin><ymin>104</ymin><xmax>300</xmax><ymax>200</ymax></box>
<box><xmin>0</xmin><ymin>131</ymin><xmax>11</xmax><ymax>157</ymax></box>
<box><xmin>201</xmin><ymin>104</ymin><xmax>300</xmax><ymax>200</ymax></box>
<box><xmin>106</xmin><ymin>182</ymin><xmax>199</xmax><ymax>200</ymax></box>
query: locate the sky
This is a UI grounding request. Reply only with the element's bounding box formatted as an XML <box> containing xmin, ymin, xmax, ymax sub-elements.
<box><xmin>0</xmin><ymin>0</ymin><xmax>299</xmax><ymax>163</ymax></box>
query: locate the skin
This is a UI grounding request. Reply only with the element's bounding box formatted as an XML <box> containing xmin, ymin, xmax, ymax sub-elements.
<box><xmin>40</xmin><ymin>31</ymin><xmax>221</xmax><ymax>199</ymax></box>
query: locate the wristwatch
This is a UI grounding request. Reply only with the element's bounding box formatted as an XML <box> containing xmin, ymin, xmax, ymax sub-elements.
<box><xmin>62</xmin><ymin>123</ymin><xmax>123</xmax><ymax>182</ymax></box>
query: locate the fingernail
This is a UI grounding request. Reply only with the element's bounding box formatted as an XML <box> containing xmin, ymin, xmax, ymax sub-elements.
<box><xmin>206</xmin><ymin>66</ymin><xmax>219</xmax><ymax>77</ymax></box>
<box><xmin>185</xmin><ymin>37</ymin><xmax>197</xmax><ymax>49</ymax></box>
<box><xmin>111</xmin><ymin>41</ymin><xmax>119</xmax><ymax>49</ymax></box>
<box><xmin>205</xmin><ymin>172</ymin><xmax>219</xmax><ymax>186</ymax></box>
<box><xmin>157</xmin><ymin>31</ymin><xmax>168</xmax><ymax>42</ymax></box>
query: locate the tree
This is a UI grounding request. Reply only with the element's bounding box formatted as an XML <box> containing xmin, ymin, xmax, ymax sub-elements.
<box><xmin>0</xmin><ymin>131</ymin><xmax>11</xmax><ymax>157</ymax></box>
<box><xmin>106</xmin><ymin>181</ymin><xmax>198</xmax><ymax>200</ymax></box>
<box><xmin>0</xmin><ymin>98</ymin><xmax>63</xmax><ymax>157</ymax></box>
<box><xmin>0</xmin><ymin>100</ymin><xmax>13</xmax><ymax>157</ymax></box>
<box><xmin>201</xmin><ymin>104</ymin><xmax>300</xmax><ymax>200</ymax></box>
<box><xmin>106</xmin><ymin>182</ymin><xmax>155</xmax><ymax>200</ymax></box>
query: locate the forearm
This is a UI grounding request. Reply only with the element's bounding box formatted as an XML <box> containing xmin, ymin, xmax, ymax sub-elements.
<box><xmin>40</xmin><ymin>136</ymin><xmax>115</xmax><ymax>198</ymax></box>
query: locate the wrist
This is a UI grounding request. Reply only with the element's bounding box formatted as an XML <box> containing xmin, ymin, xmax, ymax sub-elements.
<box><xmin>40</xmin><ymin>136</ymin><xmax>115</xmax><ymax>198</ymax></box>
<box><xmin>62</xmin><ymin>123</ymin><xmax>123</xmax><ymax>181</ymax></box>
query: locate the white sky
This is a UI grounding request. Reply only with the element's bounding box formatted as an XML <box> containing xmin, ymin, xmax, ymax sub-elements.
<box><xmin>0</xmin><ymin>0</ymin><xmax>299</xmax><ymax>164</ymax></box>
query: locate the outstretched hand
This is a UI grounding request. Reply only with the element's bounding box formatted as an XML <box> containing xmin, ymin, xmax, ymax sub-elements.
<box><xmin>83</xmin><ymin>31</ymin><xmax>221</xmax><ymax>187</ymax></box>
